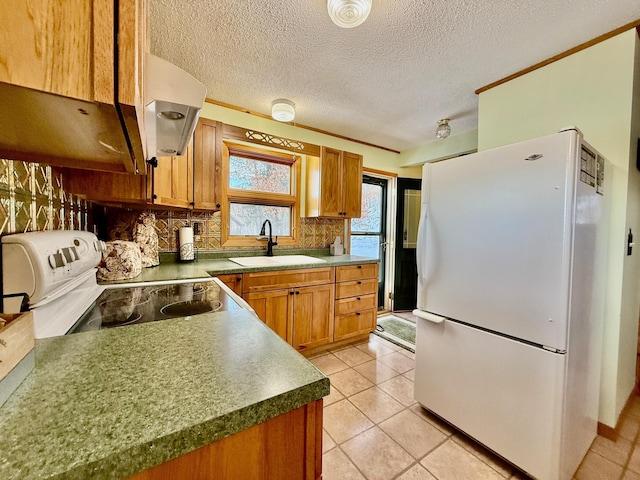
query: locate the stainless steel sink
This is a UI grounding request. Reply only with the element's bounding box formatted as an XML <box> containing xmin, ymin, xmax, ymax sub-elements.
<box><xmin>228</xmin><ymin>255</ymin><xmax>326</xmax><ymax>267</ymax></box>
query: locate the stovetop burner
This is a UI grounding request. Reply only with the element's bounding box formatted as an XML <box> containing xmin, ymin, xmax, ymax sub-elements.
<box><xmin>69</xmin><ymin>280</ymin><xmax>237</xmax><ymax>333</ymax></box>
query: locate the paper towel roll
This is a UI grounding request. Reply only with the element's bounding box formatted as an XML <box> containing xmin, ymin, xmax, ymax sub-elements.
<box><xmin>179</xmin><ymin>227</ymin><xmax>195</xmax><ymax>261</ymax></box>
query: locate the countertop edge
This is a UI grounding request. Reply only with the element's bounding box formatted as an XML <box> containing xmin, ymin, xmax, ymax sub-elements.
<box><xmin>65</xmin><ymin>377</ymin><xmax>330</xmax><ymax>480</ymax></box>
<box><xmin>101</xmin><ymin>255</ymin><xmax>379</xmax><ymax>286</ymax></box>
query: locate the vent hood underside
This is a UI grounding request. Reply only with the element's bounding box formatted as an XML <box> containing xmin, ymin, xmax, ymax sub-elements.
<box><xmin>144</xmin><ymin>54</ymin><xmax>207</xmax><ymax>159</ymax></box>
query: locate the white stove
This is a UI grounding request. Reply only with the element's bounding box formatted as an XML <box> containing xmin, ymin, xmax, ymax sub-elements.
<box><xmin>1</xmin><ymin>231</ymin><xmax>248</xmax><ymax>338</ymax></box>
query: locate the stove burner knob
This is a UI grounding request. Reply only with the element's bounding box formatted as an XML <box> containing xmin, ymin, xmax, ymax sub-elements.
<box><xmin>57</xmin><ymin>249</ymin><xmax>68</xmax><ymax>266</ymax></box>
<box><xmin>48</xmin><ymin>254</ymin><xmax>57</xmax><ymax>269</ymax></box>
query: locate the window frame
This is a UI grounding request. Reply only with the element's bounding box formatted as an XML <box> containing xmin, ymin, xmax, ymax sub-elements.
<box><xmin>221</xmin><ymin>141</ymin><xmax>301</xmax><ymax>248</ymax></box>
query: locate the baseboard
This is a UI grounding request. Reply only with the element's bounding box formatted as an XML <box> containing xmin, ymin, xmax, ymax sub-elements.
<box><xmin>597</xmin><ymin>389</ymin><xmax>638</xmax><ymax>441</ymax></box>
<box><xmin>597</xmin><ymin>422</ymin><xmax>616</xmax><ymax>440</ymax></box>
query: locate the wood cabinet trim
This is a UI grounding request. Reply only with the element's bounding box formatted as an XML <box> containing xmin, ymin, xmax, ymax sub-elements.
<box><xmin>242</xmin><ymin>267</ymin><xmax>335</xmax><ymax>293</ymax></box>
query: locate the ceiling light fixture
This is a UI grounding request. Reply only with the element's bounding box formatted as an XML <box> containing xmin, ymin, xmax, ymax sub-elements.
<box><xmin>327</xmin><ymin>0</ymin><xmax>372</xmax><ymax>28</ymax></box>
<box><xmin>436</xmin><ymin>119</ymin><xmax>451</xmax><ymax>139</ymax></box>
<box><xmin>271</xmin><ymin>99</ymin><xmax>295</xmax><ymax>122</ymax></box>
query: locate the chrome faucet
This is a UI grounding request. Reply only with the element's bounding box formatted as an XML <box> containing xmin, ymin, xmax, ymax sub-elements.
<box><xmin>259</xmin><ymin>219</ymin><xmax>278</xmax><ymax>256</ymax></box>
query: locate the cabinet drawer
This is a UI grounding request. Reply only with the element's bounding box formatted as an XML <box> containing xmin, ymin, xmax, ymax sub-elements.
<box><xmin>335</xmin><ymin>293</ymin><xmax>377</xmax><ymax>315</ymax></box>
<box><xmin>335</xmin><ymin>278</ymin><xmax>378</xmax><ymax>299</ymax></box>
<box><xmin>336</xmin><ymin>263</ymin><xmax>378</xmax><ymax>282</ymax></box>
<box><xmin>334</xmin><ymin>309</ymin><xmax>377</xmax><ymax>341</ymax></box>
<box><xmin>243</xmin><ymin>267</ymin><xmax>335</xmax><ymax>293</ymax></box>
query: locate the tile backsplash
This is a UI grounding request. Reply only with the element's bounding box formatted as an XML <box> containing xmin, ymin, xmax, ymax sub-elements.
<box><xmin>0</xmin><ymin>159</ymin><xmax>91</xmax><ymax>234</ymax></box>
<box><xmin>101</xmin><ymin>208</ymin><xmax>345</xmax><ymax>253</ymax></box>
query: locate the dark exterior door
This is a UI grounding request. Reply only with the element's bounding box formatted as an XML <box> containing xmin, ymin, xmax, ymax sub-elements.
<box><xmin>393</xmin><ymin>177</ymin><xmax>421</xmax><ymax>311</ymax></box>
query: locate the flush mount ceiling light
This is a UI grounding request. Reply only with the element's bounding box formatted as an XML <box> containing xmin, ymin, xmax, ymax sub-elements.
<box><xmin>436</xmin><ymin>118</ymin><xmax>451</xmax><ymax>139</ymax></box>
<box><xmin>327</xmin><ymin>0</ymin><xmax>372</xmax><ymax>28</ymax></box>
<box><xmin>271</xmin><ymin>99</ymin><xmax>295</xmax><ymax>122</ymax></box>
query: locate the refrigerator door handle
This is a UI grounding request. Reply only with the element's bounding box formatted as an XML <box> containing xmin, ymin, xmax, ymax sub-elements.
<box><xmin>412</xmin><ymin>309</ymin><xmax>445</xmax><ymax>324</ymax></box>
<box><xmin>416</xmin><ymin>203</ymin><xmax>429</xmax><ymax>283</ymax></box>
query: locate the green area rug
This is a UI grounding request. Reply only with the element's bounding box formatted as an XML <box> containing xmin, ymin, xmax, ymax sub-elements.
<box><xmin>373</xmin><ymin>315</ymin><xmax>416</xmax><ymax>353</ymax></box>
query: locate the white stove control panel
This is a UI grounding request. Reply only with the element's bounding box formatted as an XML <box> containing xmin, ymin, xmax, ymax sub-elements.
<box><xmin>2</xmin><ymin>230</ymin><xmax>103</xmax><ymax>313</ymax></box>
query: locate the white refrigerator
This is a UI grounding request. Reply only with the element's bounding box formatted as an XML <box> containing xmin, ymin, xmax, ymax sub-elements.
<box><xmin>413</xmin><ymin>129</ymin><xmax>609</xmax><ymax>480</ymax></box>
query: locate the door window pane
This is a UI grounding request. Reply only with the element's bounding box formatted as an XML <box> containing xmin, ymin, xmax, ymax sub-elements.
<box><xmin>351</xmin><ymin>235</ymin><xmax>380</xmax><ymax>259</ymax></box>
<box><xmin>229</xmin><ymin>203</ymin><xmax>291</xmax><ymax>236</ymax></box>
<box><xmin>229</xmin><ymin>155</ymin><xmax>291</xmax><ymax>194</ymax></box>
<box><xmin>352</xmin><ymin>183</ymin><xmax>382</xmax><ymax>233</ymax></box>
<box><xmin>403</xmin><ymin>189</ymin><xmax>421</xmax><ymax>248</ymax></box>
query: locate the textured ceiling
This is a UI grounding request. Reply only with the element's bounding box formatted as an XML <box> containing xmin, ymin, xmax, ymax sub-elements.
<box><xmin>149</xmin><ymin>0</ymin><xmax>640</xmax><ymax>152</ymax></box>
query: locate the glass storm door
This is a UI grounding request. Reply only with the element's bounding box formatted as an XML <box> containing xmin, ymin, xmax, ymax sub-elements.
<box><xmin>350</xmin><ymin>175</ymin><xmax>387</xmax><ymax>309</ymax></box>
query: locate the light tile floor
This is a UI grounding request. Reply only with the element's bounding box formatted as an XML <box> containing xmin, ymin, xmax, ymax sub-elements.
<box><xmin>310</xmin><ymin>330</ymin><xmax>640</xmax><ymax>480</ymax></box>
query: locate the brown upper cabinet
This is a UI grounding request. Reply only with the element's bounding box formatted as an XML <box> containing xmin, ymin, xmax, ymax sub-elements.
<box><xmin>61</xmin><ymin>118</ymin><xmax>222</xmax><ymax>210</ymax></box>
<box><xmin>0</xmin><ymin>0</ymin><xmax>147</xmax><ymax>174</ymax></box>
<box><xmin>306</xmin><ymin>147</ymin><xmax>363</xmax><ymax>218</ymax></box>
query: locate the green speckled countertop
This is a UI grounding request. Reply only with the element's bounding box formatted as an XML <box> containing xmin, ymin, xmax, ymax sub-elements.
<box><xmin>0</xmin><ymin>310</ymin><xmax>329</xmax><ymax>480</ymax></box>
<box><xmin>103</xmin><ymin>253</ymin><xmax>379</xmax><ymax>286</ymax></box>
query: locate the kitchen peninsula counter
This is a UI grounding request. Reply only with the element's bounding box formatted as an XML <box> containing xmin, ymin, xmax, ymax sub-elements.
<box><xmin>101</xmin><ymin>253</ymin><xmax>379</xmax><ymax>286</ymax></box>
<box><xmin>0</xmin><ymin>309</ymin><xmax>329</xmax><ymax>479</ymax></box>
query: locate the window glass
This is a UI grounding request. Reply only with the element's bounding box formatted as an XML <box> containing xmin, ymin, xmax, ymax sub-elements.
<box><xmin>229</xmin><ymin>155</ymin><xmax>290</xmax><ymax>194</ymax></box>
<box><xmin>229</xmin><ymin>204</ymin><xmax>291</xmax><ymax>236</ymax></box>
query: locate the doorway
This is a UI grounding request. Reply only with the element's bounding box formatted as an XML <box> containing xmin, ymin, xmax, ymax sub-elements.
<box><xmin>393</xmin><ymin>178</ymin><xmax>421</xmax><ymax>311</ymax></box>
<box><xmin>350</xmin><ymin>175</ymin><xmax>388</xmax><ymax>309</ymax></box>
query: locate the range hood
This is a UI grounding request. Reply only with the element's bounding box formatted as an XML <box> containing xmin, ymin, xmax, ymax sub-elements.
<box><xmin>144</xmin><ymin>53</ymin><xmax>207</xmax><ymax>159</ymax></box>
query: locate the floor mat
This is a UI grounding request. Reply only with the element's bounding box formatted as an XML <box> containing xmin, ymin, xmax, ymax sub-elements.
<box><xmin>373</xmin><ymin>315</ymin><xmax>416</xmax><ymax>353</ymax></box>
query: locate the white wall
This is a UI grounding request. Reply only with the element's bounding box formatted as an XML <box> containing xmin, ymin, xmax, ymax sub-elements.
<box><xmin>477</xmin><ymin>30</ymin><xmax>640</xmax><ymax>427</ymax></box>
<box><xmin>200</xmin><ymin>102</ymin><xmax>422</xmax><ymax>178</ymax></box>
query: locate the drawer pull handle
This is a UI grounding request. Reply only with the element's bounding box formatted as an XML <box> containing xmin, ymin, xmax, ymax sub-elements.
<box><xmin>356</xmin><ymin>312</ymin><xmax>361</xmax><ymax>315</ymax></box>
<box><xmin>356</xmin><ymin>297</ymin><xmax>361</xmax><ymax>300</ymax></box>
<box><xmin>357</xmin><ymin>281</ymin><xmax>362</xmax><ymax>285</ymax></box>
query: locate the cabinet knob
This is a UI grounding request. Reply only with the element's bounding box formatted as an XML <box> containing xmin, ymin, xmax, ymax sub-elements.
<box><xmin>236</xmin><ymin>277</ymin><xmax>242</xmax><ymax>282</ymax></box>
<box><xmin>151</xmin><ymin>194</ymin><xmax>158</xmax><ymax>200</ymax></box>
<box><xmin>189</xmin><ymin>202</ymin><xmax>195</xmax><ymax>206</ymax></box>
<box><xmin>357</xmin><ymin>265</ymin><xmax>362</xmax><ymax>269</ymax></box>
<box><xmin>289</xmin><ymin>291</ymin><xmax>295</xmax><ymax>295</ymax></box>
<box><xmin>356</xmin><ymin>312</ymin><xmax>361</xmax><ymax>316</ymax></box>
<box><xmin>356</xmin><ymin>297</ymin><xmax>361</xmax><ymax>300</ymax></box>
<box><xmin>216</xmin><ymin>203</ymin><xmax>221</xmax><ymax>208</ymax></box>
<box><xmin>357</xmin><ymin>281</ymin><xmax>362</xmax><ymax>285</ymax></box>
<box><xmin>295</xmin><ymin>291</ymin><xmax>300</xmax><ymax>295</ymax></box>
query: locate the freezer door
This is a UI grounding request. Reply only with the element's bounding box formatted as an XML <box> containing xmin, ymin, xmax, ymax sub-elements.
<box><xmin>414</xmin><ymin>318</ymin><xmax>571</xmax><ymax>480</ymax></box>
<box><xmin>418</xmin><ymin>131</ymin><xmax>590</xmax><ymax>350</ymax></box>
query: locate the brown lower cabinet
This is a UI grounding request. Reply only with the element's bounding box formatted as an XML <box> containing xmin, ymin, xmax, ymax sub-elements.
<box><xmin>128</xmin><ymin>399</ymin><xmax>323</xmax><ymax>480</ymax></box>
<box><xmin>218</xmin><ymin>263</ymin><xmax>379</xmax><ymax>352</ymax></box>
<box><xmin>242</xmin><ymin>268</ymin><xmax>335</xmax><ymax>352</ymax></box>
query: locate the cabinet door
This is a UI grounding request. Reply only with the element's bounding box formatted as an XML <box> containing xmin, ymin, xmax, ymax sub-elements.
<box><xmin>0</xmin><ymin>1</ymin><xmax>111</xmax><ymax>102</ymax></box>
<box><xmin>318</xmin><ymin>147</ymin><xmax>343</xmax><ymax>218</ymax></box>
<box><xmin>193</xmin><ymin>118</ymin><xmax>221</xmax><ymax>210</ymax></box>
<box><xmin>0</xmin><ymin>0</ymin><xmax>145</xmax><ymax>174</ymax></box>
<box><xmin>116</xmin><ymin>0</ymin><xmax>147</xmax><ymax>174</ymax></box>
<box><xmin>342</xmin><ymin>151</ymin><xmax>363</xmax><ymax>218</ymax></box>
<box><xmin>292</xmin><ymin>284</ymin><xmax>334</xmax><ymax>351</ymax></box>
<box><xmin>244</xmin><ymin>289</ymin><xmax>292</xmax><ymax>343</ymax></box>
<box><xmin>152</xmin><ymin>144</ymin><xmax>193</xmax><ymax>209</ymax></box>
<box><xmin>215</xmin><ymin>274</ymin><xmax>244</xmax><ymax>296</ymax></box>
